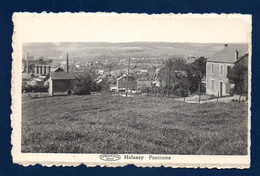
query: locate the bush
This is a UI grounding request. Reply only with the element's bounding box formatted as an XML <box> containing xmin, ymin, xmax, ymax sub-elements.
<box><xmin>73</xmin><ymin>74</ymin><xmax>98</xmax><ymax>95</ymax></box>
<box><xmin>33</xmin><ymin>84</ymin><xmax>48</xmax><ymax>92</ymax></box>
<box><xmin>227</xmin><ymin>64</ymin><xmax>248</xmax><ymax>95</ymax></box>
<box><xmin>230</xmin><ymin>87</ymin><xmax>235</xmax><ymax>96</ymax></box>
<box><xmin>141</xmin><ymin>87</ymin><xmax>151</xmax><ymax>94</ymax></box>
<box><xmin>22</xmin><ymin>82</ymin><xmax>48</xmax><ymax>93</ymax></box>
<box><xmin>175</xmin><ymin>87</ymin><xmax>189</xmax><ymax>97</ymax></box>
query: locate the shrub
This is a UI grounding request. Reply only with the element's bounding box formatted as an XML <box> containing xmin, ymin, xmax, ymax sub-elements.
<box><xmin>141</xmin><ymin>87</ymin><xmax>151</xmax><ymax>94</ymax></box>
<box><xmin>175</xmin><ymin>87</ymin><xmax>189</xmax><ymax>97</ymax></box>
<box><xmin>73</xmin><ymin>74</ymin><xmax>98</xmax><ymax>95</ymax></box>
<box><xmin>227</xmin><ymin>64</ymin><xmax>248</xmax><ymax>95</ymax></box>
<box><xmin>22</xmin><ymin>81</ymin><xmax>48</xmax><ymax>92</ymax></box>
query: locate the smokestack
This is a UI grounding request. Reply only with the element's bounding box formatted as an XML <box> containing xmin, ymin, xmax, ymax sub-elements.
<box><xmin>66</xmin><ymin>53</ymin><xmax>69</xmax><ymax>72</ymax></box>
<box><xmin>235</xmin><ymin>49</ymin><xmax>239</xmax><ymax>61</ymax></box>
<box><xmin>26</xmin><ymin>52</ymin><xmax>29</xmax><ymax>74</ymax></box>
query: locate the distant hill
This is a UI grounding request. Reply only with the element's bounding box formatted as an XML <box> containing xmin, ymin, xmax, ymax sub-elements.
<box><xmin>22</xmin><ymin>42</ymin><xmax>230</xmax><ymax>63</ymax></box>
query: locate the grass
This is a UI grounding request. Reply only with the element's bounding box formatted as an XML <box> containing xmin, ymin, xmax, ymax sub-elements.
<box><xmin>22</xmin><ymin>94</ymin><xmax>248</xmax><ymax>155</ymax></box>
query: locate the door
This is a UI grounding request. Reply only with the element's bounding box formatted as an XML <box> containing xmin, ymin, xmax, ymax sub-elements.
<box><xmin>220</xmin><ymin>82</ymin><xmax>223</xmax><ymax>97</ymax></box>
<box><xmin>226</xmin><ymin>82</ymin><xmax>231</xmax><ymax>95</ymax></box>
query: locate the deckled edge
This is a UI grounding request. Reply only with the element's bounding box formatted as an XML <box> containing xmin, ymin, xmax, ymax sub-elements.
<box><xmin>10</xmin><ymin>12</ymin><xmax>252</xmax><ymax>169</ymax></box>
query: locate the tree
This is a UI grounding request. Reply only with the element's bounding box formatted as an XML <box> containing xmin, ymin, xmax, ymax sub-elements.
<box><xmin>185</xmin><ymin>57</ymin><xmax>207</xmax><ymax>94</ymax></box>
<box><xmin>73</xmin><ymin>73</ymin><xmax>98</xmax><ymax>95</ymax></box>
<box><xmin>97</xmin><ymin>79</ymin><xmax>110</xmax><ymax>93</ymax></box>
<box><xmin>158</xmin><ymin>56</ymin><xmax>207</xmax><ymax>95</ymax></box>
<box><xmin>174</xmin><ymin>87</ymin><xmax>189</xmax><ymax>99</ymax></box>
<box><xmin>227</xmin><ymin>64</ymin><xmax>248</xmax><ymax>95</ymax></box>
<box><xmin>158</xmin><ymin>56</ymin><xmax>187</xmax><ymax>92</ymax></box>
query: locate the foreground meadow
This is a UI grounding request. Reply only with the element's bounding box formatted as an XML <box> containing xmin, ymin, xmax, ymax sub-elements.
<box><xmin>22</xmin><ymin>94</ymin><xmax>248</xmax><ymax>155</ymax></box>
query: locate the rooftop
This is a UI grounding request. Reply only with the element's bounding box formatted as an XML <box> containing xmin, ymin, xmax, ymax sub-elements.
<box><xmin>117</xmin><ymin>74</ymin><xmax>136</xmax><ymax>80</ymax></box>
<box><xmin>207</xmin><ymin>44</ymin><xmax>248</xmax><ymax>63</ymax></box>
<box><xmin>49</xmin><ymin>72</ymin><xmax>84</xmax><ymax>80</ymax></box>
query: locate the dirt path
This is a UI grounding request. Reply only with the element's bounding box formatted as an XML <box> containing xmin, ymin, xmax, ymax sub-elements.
<box><xmin>174</xmin><ymin>96</ymin><xmax>235</xmax><ymax>104</ymax></box>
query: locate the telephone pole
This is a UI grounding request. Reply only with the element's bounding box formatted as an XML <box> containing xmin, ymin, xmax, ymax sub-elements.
<box><xmin>126</xmin><ymin>58</ymin><xmax>130</xmax><ymax>97</ymax></box>
<box><xmin>167</xmin><ymin>59</ymin><xmax>171</xmax><ymax>97</ymax></box>
<box><xmin>66</xmin><ymin>53</ymin><xmax>69</xmax><ymax>72</ymax></box>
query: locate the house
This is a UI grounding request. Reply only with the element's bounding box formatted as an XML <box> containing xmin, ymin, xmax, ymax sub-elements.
<box><xmin>117</xmin><ymin>75</ymin><xmax>137</xmax><ymax>92</ymax></box>
<box><xmin>27</xmin><ymin>77</ymin><xmax>44</xmax><ymax>87</ymax></box>
<box><xmin>152</xmin><ymin>80</ymin><xmax>161</xmax><ymax>87</ymax></box>
<box><xmin>206</xmin><ymin>44</ymin><xmax>248</xmax><ymax>97</ymax></box>
<box><xmin>137</xmin><ymin>80</ymin><xmax>153</xmax><ymax>90</ymax></box>
<box><xmin>47</xmin><ymin>72</ymin><xmax>82</xmax><ymax>96</ymax></box>
<box><xmin>50</xmin><ymin>67</ymin><xmax>65</xmax><ymax>72</ymax></box>
<box><xmin>110</xmin><ymin>84</ymin><xmax>118</xmax><ymax>92</ymax></box>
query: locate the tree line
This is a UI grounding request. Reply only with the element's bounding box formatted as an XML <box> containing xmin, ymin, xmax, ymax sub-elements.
<box><xmin>157</xmin><ymin>56</ymin><xmax>207</xmax><ymax>98</ymax></box>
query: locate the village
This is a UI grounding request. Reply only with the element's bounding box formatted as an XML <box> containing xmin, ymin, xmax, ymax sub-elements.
<box><xmin>22</xmin><ymin>43</ymin><xmax>248</xmax><ymax>103</ymax></box>
<box><xmin>21</xmin><ymin>43</ymin><xmax>249</xmax><ymax>155</ymax></box>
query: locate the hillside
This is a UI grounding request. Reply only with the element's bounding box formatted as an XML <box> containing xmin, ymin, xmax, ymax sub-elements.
<box><xmin>22</xmin><ymin>42</ymin><xmax>226</xmax><ymax>63</ymax></box>
<box><xmin>22</xmin><ymin>94</ymin><xmax>248</xmax><ymax>154</ymax></box>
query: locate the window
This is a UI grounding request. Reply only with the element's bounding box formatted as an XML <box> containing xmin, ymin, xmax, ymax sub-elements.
<box><xmin>211</xmin><ymin>79</ymin><xmax>215</xmax><ymax>90</ymax></box>
<box><xmin>211</xmin><ymin>64</ymin><xmax>214</xmax><ymax>74</ymax></box>
<box><xmin>220</xmin><ymin>65</ymin><xmax>223</xmax><ymax>75</ymax></box>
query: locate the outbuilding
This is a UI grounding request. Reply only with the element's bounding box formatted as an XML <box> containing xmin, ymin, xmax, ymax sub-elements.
<box><xmin>47</xmin><ymin>72</ymin><xmax>79</xmax><ymax>96</ymax></box>
<box><xmin>117</xmin><ymin>74</ymin><xmax>137</xmax><ymax>92</ymax></box>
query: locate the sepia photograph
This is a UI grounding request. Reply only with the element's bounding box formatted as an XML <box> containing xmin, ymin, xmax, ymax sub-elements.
<box><xmin>21</xmin><ymin>42</ymin><xmax>248</xmax><ymax>155</ymax></box>
<box><xmin>11</xmin><ymin>13</ymin><xmax>251</xmax><ymax>168</ymax></box>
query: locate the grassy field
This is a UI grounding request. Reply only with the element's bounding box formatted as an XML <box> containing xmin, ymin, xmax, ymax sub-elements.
<box><xmin>22</xmin><ymin>94</ymin><xmax>248</xmax><ymax>155</ymax></box>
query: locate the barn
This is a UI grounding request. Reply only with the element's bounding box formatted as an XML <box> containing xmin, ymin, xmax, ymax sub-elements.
<box><xmin>117</xmin><ymin>75</ymin><xmax>137</xmax><ymax>92</ymax></box>
<box><xmin>47</xmin><ymin>72</ymin><xmax>80</xmax><ymax>96</ymax></box>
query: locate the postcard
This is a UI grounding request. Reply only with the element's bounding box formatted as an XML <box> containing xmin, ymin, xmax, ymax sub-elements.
<box><xmin>11</xmin><ymin>12</ymin><xmax>251</xmax><ymax>168</ymax></box>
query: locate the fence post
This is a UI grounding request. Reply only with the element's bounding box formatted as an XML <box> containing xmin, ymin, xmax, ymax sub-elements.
<box><xmin>198</xmin><ymin>82</ymin><xmax>201</xmax><ymax>104</ymax></box>
<box><xmin>217</xmin><ymin>92</ymin><xmax>219</xmax><ymax>102</ymax></box>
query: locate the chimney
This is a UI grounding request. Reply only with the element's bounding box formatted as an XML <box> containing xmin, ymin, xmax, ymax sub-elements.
<box><xmin>235</xmin><ymin>49</ymin><xmax>239</xmax><ymax>61</ymax></box>
<box><xmin>66</xmin><ymin>53</ymin><xmax>69</xmax><ymax>72</ymax></box>
<box><xmin>26</xmin><ymin>52</ymin><xmax>29</xmax><ymax>74</ymax></box>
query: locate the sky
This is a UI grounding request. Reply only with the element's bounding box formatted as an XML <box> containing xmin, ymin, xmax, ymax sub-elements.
<box><xmin>22</xmin><ymin>42</ymin><xmax>228</xmax><ymax>63</ymax></box>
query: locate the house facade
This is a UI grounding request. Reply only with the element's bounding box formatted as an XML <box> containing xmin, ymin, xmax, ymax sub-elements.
<box><xmin>206</xmin><ymin>61</ymin><xmax>234</xmax><ymax>97</ymax></box>
<box><xmin>137</xmin><ymin>80</ymin><xmax>153</xmax><ymax>90</ymax></box>
<box><xmin>47</xmin><ymin>72</ymin><xmax>84</xmax><ymax>96</ymax></box>
<box><xmin>117</xmin><ymin>75</ymin><xmax>137</xmax><ymax>92</ymax></box>
<box><xmin>206</xmin><ymin>44</ymin><xmax>248</xmax><ymax>97</ymax></box>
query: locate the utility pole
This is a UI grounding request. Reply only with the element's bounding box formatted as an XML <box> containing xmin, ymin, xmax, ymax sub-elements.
<box><xmin>26</xmin><ymin>52</ymin><xmax>29</xmax><ymax>74</ymax></box>
<box><xmin>73</xmin><ymin>58</ymin><xmax>75</xmax><ymax>72</ymax></box>
<box><xmin>198</xmin><ymin>82</ymin><xmax>201</xmax><ymax>104</ymax></box>
<box><xmin>198</xmin><ymin>73</ymin><xmax>202</xmax><ymax>104</ymax></box>
<box><xmin>126</xmin><ymin>58</ymin><xmax>130</xmax><ymax>97</ymax></box>
<box><xmin>167</xmin><ymin>59</ymin><xmax>171</xmax><ymax>97</ymax></box>
<box><xmin>66</xmin><ymin>53</ymin><xmax>69</xmax><ymax>72</ymax></box>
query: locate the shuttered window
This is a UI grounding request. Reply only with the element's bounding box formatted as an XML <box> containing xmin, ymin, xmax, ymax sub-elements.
<box><xmin>220</xmin><ymin>65</ymin><xmax>223</xmax><ymax>75</ymax></box>
<box><xmin>211</xmin><ymin>79</ymin><xmax>214</xmax><ymax>90</ymax></box>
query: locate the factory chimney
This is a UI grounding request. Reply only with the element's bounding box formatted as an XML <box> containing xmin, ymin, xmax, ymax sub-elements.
<box><xmin>235</xmin><ymin>49</ymin><xmax>239</xmax><ymax>61</ymax></box>
<box><xmin>66</xmin><ymin>53</ymin><xmax>69</xmax><ymax>72</ymax></box>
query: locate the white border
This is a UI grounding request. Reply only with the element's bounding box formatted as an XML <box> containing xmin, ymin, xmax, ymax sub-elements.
<box><xmin>11</xmin><ymin>12</ymin><xmax>252</xmax><ymax>168</ymax></box>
